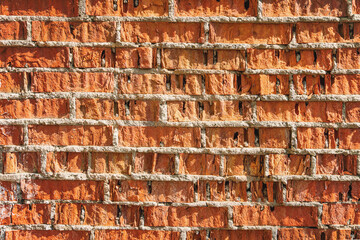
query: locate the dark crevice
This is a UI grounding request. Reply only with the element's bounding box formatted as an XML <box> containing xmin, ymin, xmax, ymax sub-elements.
<box><xmin>203</xmin><ymin>50</ymin><xmax>208</xmax><ymax>66</ymax></box>
<box><xmin>275</xmin><ymin>49</ymin><xmax>280</xmax><ymax>58</ymax></box>
<box><xmin>244</xmin><ymin>0</ymin><xmax>250</xmax><ymax>10</ymax></box>
<box><xmin>125</xmin><ymin>100</ymin><xmax>130</xmax><ymax>116</ymax></box>
<box><xmin>236</xmin><ymin>74</ymin><xmax>242</xmax><ymax>93</ymax></box>
<box><xmin>198</xmin><ymin>102</ymin><xmax>204</xmax><ymax>119</ymax></box>
<box><xmin>313</xmin><ymin>51</ymin><xmax>317</xmax><ymax>65</ymax></box>
<box><xmin>295</xmin><ymin>50</ymin><xmax>301</xmax><ymax>62</ymax></box>
<box><xmin>349</xmin><ymin>23</ymin><xmax>354</xmax><ymax>39</ymax></box>
<box><xmin>114</xmin><ymin>101</ymin><xmax>119</xmax><ymax>117</ymax></box>
<box><xmin>101</xmin><ymin>50</ymin><xmax>106</xmax><ymax>67</ymax></box>
<box><xmin>166</xmin><ymin>75</ymin><xmax>171</xmax><ymax>91</ymax></box>
<box><xmin>320</xmin><ymin>75</ymin><xmax>325</xmax><ymax>93</ymax></box>
<box><xmin>275</xmin><ymin>77</ymin><xmax>280</xmax><ymax>94</ymax></box>
<box><xmin>147</xmin><ymin>181</ymin><xmax>152</xmax><ymax>194</ymax></box>
<box><xmin>338</xmin><ymin>23</ymin><xmax>344</xmax><ymax>39</ymax></box>
<box><xmin>213</xmin><ymin>50</ymin><xmax>218</xmax><ymax>64</ymax></box>
<box><xmin>134</xmin><ymin>0</ymin><xmax>139</xmax><ymax>7</ymax></box>
<box><xmin>302</xmin><ymin>76</ymin><xmax>307</xmax><ymax>94</ymax></box>
<box><xmin>183</xmin><ymin>75</ymin><xmax>187</xmax><ymax>91</ymax></box>
<box><xmin>238</xmin><ymin>101</ymin><xmax>243</xmax><ymax>115</ymax></box>
<box><xmin>254</xmin><ymin>128</ymin><xmax>260</xmax><ymax>147</ymax></box>
<box><xmin>27</xmin><ymin>73</ymin><xmax>32</xmax><ymax>91</ymax></box>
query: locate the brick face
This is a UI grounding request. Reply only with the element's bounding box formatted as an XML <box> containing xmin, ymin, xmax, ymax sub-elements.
<box><xmin>2</xmin><ymin>0</ymin><xmax>359</xmax><ymax>237</ymax></box>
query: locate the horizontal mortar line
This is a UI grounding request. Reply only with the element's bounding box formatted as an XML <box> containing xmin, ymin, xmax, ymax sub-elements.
<box><xmin>1</xmin><ymin>146</ymin><xmax>360</xmax><ymax>155</ymax></box>
<box><xmin>1</xmin><ymin>118</ymin><xmax>360</xmax><ymax>128</ymax></box>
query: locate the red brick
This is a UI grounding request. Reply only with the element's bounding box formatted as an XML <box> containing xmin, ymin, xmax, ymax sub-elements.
<box><xmin>179</xmin><ymin>154</ymin><xmax>220</xmax><ymax>175</ymax></box>
<box><xmin>76</xmin><ymin>99</ymin><xmax>159</xmax><ymax>121</ymax></box>
<box><xmin>262</xmin><ymin>0</ymin><xmax>347</xmax><ymax>17</ymax></box>
<box><xmin>122</xmin><ymin>22</ymin><xmax>204</xmax><ymax>43</ymax></box>
<box><xmin>355</xmin><ymin>0</ymin><xmax>360</xmax><ymax>14</ymax></box>
<box><xmin>0</xmin><ymin>73</ymin><xmax>23</xmax><ymax>93</ymax></box>
<box><xmin>86</xmin><ymin>0</ymin><xmax>168</xmax><ymax>16</ymax></box>
<box><xmin>116</xmin><ymin>47</ymin><xmax>157</xmax><ymax>69</ymax></box>
<box><xmin>32</xmin><ymin>21</ymin><xmax>116</xmax><ymax>42</ymax></box>
<box><xmin>168</xmin><ymin>101</ymin><xmax>252</xmax><ymax>122</ymax></box>
<box><xmin>0</xmin><ymin>181</ymin><xmax>18</xmax><ymax>201</ymax></box>
<box><xmin>225</xmin><ymin>155</ymin><xmax>265</xmax><ymax>176</ymax></box>
<box><xmin>278</xmin><ymin>229</ymin><xmax>352</xmax><ymax>240</ymax></box>
<box><xmin>0</xmin><ymin>99</ymin><xmax>69</xmax><ymax>119</ymax></box>
<box><xmin>322</xmin><ymin>203</ymin><xmax>360</xmax><ymax>225</ymax></box>
<box><xmin>134</xmin><ymin>153</ymin><xmax>175</xmax><ymax>175</ymax></box>
<box><xmin>162</xmin><ymin>49</ymin><xmax>246</xmax><ymax>70</ymax></box>
<box><xmin>46</xmin><ymin>152</ymin><xmax>88</xmax><ymax>173</ymax></box>
<box><xmin>297</xmin><ymin>128</ymin><xmax>337</xmax><ymax>149</ymax></box>
<box><xmin>175</xmin><ymin>0</ymin><xmax>257</xmax><ymax>17</ymax></box>
<box><xmin>293</xmin><ymin>75</ymin><xmax>327</xmax><ymax>95</ymax></box>
<box><xmin>0</xmin><ymin>48</ymin><xmax>69</xmax><ymax>68</ymax></box>
<box><xmin>317</xmin><ymin>154</ymin><xmax>357</xmax><ymax>175</ymax></box>
<box><xmin>338</xmin><ymin>48</ymin><xmax>360</xmax><ymax>69</ymax></box>
<box><xmin>3</xmin><ymin>152</ymin><xmax>40</xmax><ymax>173</ymax></box>
<box><xmin>94</xmin><ymin>230</ymin><xmax>180</xmax><ymax>240</ymax></box>
<box><xmin>259</xmin><ymin>128</ymin><xmax>291</xmax><ymax>148</ymax></box>
<box><xmin>144</xmin><ymin>206</ymin><xmax>227</xmax><ymax>227</ymax></box>
<box><xmin>28</xmin><ymin>125</ymin><xmax>113</xmax><ymax>146</ymax></box>
<box><xmin>233</xmin><ymin>206</ymin><xmax>318</xmax><ymax>226</ymax></box>
<box><xmin>229</xmin><ymin>182</ymin><xmax>248</xmax><ymax>202</ymax></box>
<box><xmin>322</xmin><ymin>75</ymin><xmax>360</xmax><ymax>95</ymax></box>
<box><xmin>257</xmin><ymin>101</ymin><xmax>343</xmax><ymax>122</ymax></box>
<box><xmin>73</xmin><ymin>47</ymin><xmax>114</xmax><ymax>68</ymax></box>
<box><xmin>0</xmin><ymin>22</ymin><xmax>26</xmax><ymax>40</ymax></box>
<box><xmin>297</xmin><ymin>22</ymin><xmax>360</xmax><ymax>43</ymax></box>
<box><xmin>0</xmin><ymin>205</ymin><xmax>11</xmax><ymax>225</ymax></box>
<box><xmin>21</xmin><ymin>180</ymin><xmax>104</xmax><ymax>200</ymax></box>
<box><xmin>11</xmin><ymin>204</ymin><xmax>51</xmax><ymax>225</ymax></box>
<box><xmin>268</xmin><ymin>154</ymin><xmax>311</xmax><ymax>175</ymax></box>
<box><xmin>91</xmin><ymin>152</ymin><xmax>131</xmax><ymax>174</ymax></box>
<box><xmin>339</xmin><ymin>128</ymin><xmax>360</xmax><ymax>149</ymax></box>
<box><xmin>251</xmin><ymin>181</ymin><xmax>283</xmax><ymax>202</ymax></box>
<box><xmin>247</xmin><ymin>49</ymin><xmax>333</xmax><ymax>70</ymax></box>
<box><xmin>287</xmin><ymin>181</ymin><xmax>351</xmax><ymax>202</ymax></box>
<box><xmin>5</xmin><ymin>231</ymin><xmax>90</xmax><ymax>240</ymax></box>
<box><xmin>31</xmin><ymin>72</ymin><xmax>114</xmax><ymax>92</ymax></box>
<box><xmin>0</xmin><ymin>0</ymin><xmax>79</xmax><ymax>16</ymax></box>
<box><xmin>205</xmin><ymin>74</ymin><xmax>289</xmax><ymax>95</ymax></box>
<box><xmin>187</xmin><ymin>230</ymin><xmax>272</xmax><ymax>240</ymax></box>
<box><xmin>111</xmin><ymin>180</ymin><xmax>194</xmax><ymax>202</ymax></box>
<box><xmin>206</xmin><ymin>127</ymin><xmax>248</xmax><ymax>148</ymax></box>
<box><xmin>346</xmin><ymin>102</ymin><xmax>360</xmax><ymax>122</ymax></box>
<box><xmin>118</xmin><ymin>126</ymin><xmax>201</xmax><ymax>147</ymax></box>
<box><xmin>198</xmin><ymin>181</ymin><xmax>226</xmax><ymax>201</ymax></box>
<box><xmin>209</xmin><ymin>23</ymin><xmax>291</xmax><ymax>44</ymax></box>
<box><xmin>118</xmin><ymin>74</ymin><xmax>202</xmax><ymax>95</ymax></box>
<box><xmin>0</xmin><ymin>126</ymin><xmax>23</xmax><ymax>145</ymax></box>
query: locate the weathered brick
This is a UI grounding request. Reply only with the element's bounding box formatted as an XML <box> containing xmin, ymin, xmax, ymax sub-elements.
<box><xmin>167</xmin><ymin>101</ymin><xmax>252</xmax><ymax>122</ymax></box>
<box><xmin>5</xmin><ymin>231</ymin><xmax>90</xmax><ymax>240</ymax></box>
<box><xmin>118</xmin><ymin>126</ymin><xmax>201</xmax><ymax>147</ymax></box>
<box><xmin>287</xmin><ymin>181</ymin><xmax>351</xmax><ymax>202</ymax></box>
<box><xmin>278</xmin><ymin>229</ymin><xmax>352</xmax><ymax>240</ymax></box>
<box><xmin>175</xmin><ymin>0</ymin><xmax>257</xmax><ymax>17</ymax></box>
<box><xmin>317</xmin><ymin>154</ymin><xmax>357</xmax><ymax>175</ymax></box>
<box><xmin>250</xmin><ymin>181</ymin><xmax>283</xmax><ymax>202</ymax></box>
<box><xmin>0</xmin><ymin>48</ymin><xmax>69</xmax><ymax>68</ymax></box>
<box><xmin>122</xmin><ymin>22</ymin><xmax>204</xmax><ymax>43</ymax></box>
<box><xmin>257</xmin><ymin>101</ymin><xmax>343</xmax><ymax>122</ymax></box>
<box><xmin>0</xmin><ymin>181</ymin><xmax>18</xmax><ymax>201</ymax></box>
<box><xmin>293</xmin><ymin>75</ymin><xmax>327</xmax><ymax>95</ymax></box>
<box><xmin>0</xmin><ymin>0</ymin><xmax>79</xmax><ymax>16</ymax></box>
<box><xmin>268</xmin><ymin>154</ymin><xmax>311</xmax><ymax>175</ymax></box>
<box><xmin>32</xmin><ymin>21</ymin><xmax>116</xmax><ymax>42</ymax></box>
<box><xmin>209</xmin><ymin>23</ymin><xmax>292</xmax><ymax>44</ymax></box>
<box><xmin>11</xmin><ymin>204</ymin><xmax>51</xmax><ymax>225</ymax></box>
<box><xmin>46</xmin><ymin>152</ymin><xmax>88</xmax><ymax>173</ymax></box>
<box><xmin>247</xmin><ymin>49</ymin><xmax>333</xmax><ymax>70</ymax></box>
<box><xmin>0</xmin><ymin>22</ymin><xmax>26</xmax><ymax>40</ymax></box>
<box><xmin>116</xmin><ymin>47</ymin><xmax>157</xmax><ymax>69</ymax></box>
<box><xmin>118</xmin><ymin>74</ymin><xmax>202</xmax><ymax>95</ymax></box>
<box><xmin>322</xmin><ymin>204</ymin><xmax>360</xmax><ymax>225</ymax></box>
<box><xmin>31</xmin><ymin>72</ymin><xmax>114</xmax><ymax>93</ymax></box>
<box><xmin>73</xmin><ymin>47</ymin><xmax>114</xmax><ymax>68</ymax></box>
<box><xmin>0</xmin><ymin>126</ymin><xmax>23</xmax><ymax>145</ymax></box>
<box><xmin>0</xmin><ymin>99</ymin><xmax>69</xmax><ymax>119</ymax></box>
<box><xmin>3</xmin><ymin>152</ymin><xmax>40</xmax><ymax>173</ymax></box>
<box><xmin>346</xmin><ymin>102</ymin><xmax>360</xmax><ymax>122</ymax></box>
<box><xmin>28</xmin><ymin>125</ymin><xmax>113</xmax><ymax>146</ymax></box>
<box><xmin>229</xmin><ymin>182</ymin><xmax>248</xmax><ymax>202</ymax></box>
<box><xmin>0</xmin><ymin>73</ymin><xmax>23</xmax><ymax>93</ymax></box>
<box><xmin>187</xmin><ymin>230</ymin><xmax>272</xmax><ymax>240</ymax></box>
<box><xmin>111</xmin><ymin>180</ymin><xmax>194</xmax><ymax>202</ymax></box>
<box><xmin>338</xmin><ymin>48</ymin><xmax>360</xmax><ymax>69</ymax></box>
<box><xmin>21</xmin><ymin>180</ymin><xmax>104</xmax><ymax>200</ymax></box>
<box><xmin>76</xmin><ymin>99</ymin><xmax>159</xmax><ymax>121</ymax></box>
<box><xmin>225</xmin><ymin>155</ymin><xmax>265</xmax><ymax>176</ymax></box>
<box><xmin>262</xmin><ymin>0</ymin><xmax>347</xmax><ymax>17</ymax></box>
<box><xmin>297</xmin><ymin>128</ymin><xmax>337</xmax><ymax>149</ymax></box>
<box><xmin>134</xmin><ymin>153</ymin><xmax>175</xmax><ymax>175</ymax></box>
<box><xmin>91</xmin><ymin>152</ymin><xmax>131</xmax><ymax>174</ymax></box>
<box><xmin>144</xmin><ymin>206</ymin><xmax>228</xmax><ymax>227</ymax></box>
<box><xmin>259</xmin><ymin>128</ymin><xmax>291</xmax><ymax>148</ymax></box>
<box><xmin>86</xmin><ymin>0</ymin><xmax>169</xmax><ymax>16</ymax></box>
<box><xmin>162</xmin><ymin>49</ymin><xmax>246</xmax><ymax>70</ymax></box>
<box><xmin>339</xmin><ymin>129</ymin><xmax>360</xmax><ymax>149</ymax></box>
<box><xmin>179</xmin><ymin>154</ymin><xmax>220</xmax><ymax>175</ymax></box>
<box><xmin>233</xmin><ymin>206</ymin><xmax>318</xmax><ymax>226</ymax></box>
<box><xmin>94</xmin><ymin>230</ymin><xmax>180</xmax><ymax>240</ymax></box>
<box><xmin>198</xmin><ymin>181</ymin><xmax>226</xmax><ymax>201</ymax></box>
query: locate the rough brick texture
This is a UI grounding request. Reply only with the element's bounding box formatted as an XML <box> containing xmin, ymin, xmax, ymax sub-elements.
<box><xmin>1</xmin><ymin>0</ymin><xmax>360</xmax><ymax>239</ymax></box>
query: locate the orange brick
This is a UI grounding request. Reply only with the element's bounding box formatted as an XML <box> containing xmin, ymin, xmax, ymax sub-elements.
<box><xmin>11</xmin><ymin>204</ymin><xmax>51</xmax><ymax>225</ymax></box>
<box><xmin>0</xmin><ymin>73</ymin><xmax>23</xmax><ymax>93</ymax></box>
<box><xmin>179</xmin><ymin>154</ymin><xmax>220</xmax><ymax>175</ymax></box>
<box><xmin>250</xmin><ymin>181</ymin><xmax>283</xmax><ymax>202</ymax></box>
<box><xmin>0</xmin><ymin>0</ymin><xmax>79</xmax><ymax>16</ymax></box>
<box><xmin>32</xmin><ymin>21</ymin><xmax>116</xmax><ymax>42</ymax></box>
<box><xmin>0</xmin><ymin>22</ymin><xmax>26</xmax><ymax>40</ymax></box>
<box><xmin>0</xmin><ymin>181</ymin><xmax>18</xmax><ymax>201</ymax></box>
<box><xmin>3</xmin><ymin>152</ymin><xmax>40</xmax><ymax>173</ymax></box>
<box><xmin>28</xmin><ymin>125</ymin><xmax>113</xmax><ymax>146</ymax></box>
<box><xmin>257</xmin><ymin>101</ymin><xmax>343</xmax><ymax>122</ymax></box>
<box><xmin>118</xmin><ymin>126</ymin><xmax>201</xmax><ymax>147</ymax></box>
<box><xmin>162</xmin><ymin>49</ymin><xmax>246</xmax><ymax>70</ymax></box>
<box><xmin>31</xmin><ymin>72</ymin><xmax>114</xmax><ymax>92</ymax></box>
<box><xmin>209</xmin><ymin>23</ymin><xmax>291</xmax><ymax>44</ymax></box>
<box><xmin>247</xmin><ymin>49</ymin><xmax>333</xmax><ymax>70</ymax></box>
<box><xmin>278</xmin><ymin>229</ymin><xmax>352</xmax><ymax>240</ymax></box>
<box><xmin>0</xmin><ymin>126</ymin><xmax>23</xmax><ymax>145</ymax></box>
<box><xmin>116</xmin><ymin>47</ymin><xmax>156</xmax><ymax>69</ymax></box>
<box><xmin>94</xmin><ymin>230</ymin><xmax>180</xmax><ymax>240</ymax></box>
<box><xmin>134</xmin><ymin>153</ymin><xmax>175</xmax><ymax>175</ymax></box>
<box><xmin>322</xmin><ymin>204</ymin><xmax>360</xmax><ymax>225</ymax></box>
<box><xmin>259</xmin><ymin>128</ymin><xmax>291</xmax><ymax>148</ymax></box>
<box><xmin>198</xmin><ymin>181</ymin><xmax>226</xmax><ymax>201</ymax></box>
<box><xmin>229</xmin><ymin>182</ymin><xmax>248</xmax><ymax>202</ymax></box>
<box><xmin>338</xmin><ymin>48</ymin><xmax>360</xmax><ymax>69</ymax></box>
<box><xmin>86</xmin><ymin>0</ymin><xmax>168</xmax><ymax>16</ymax></box>
<box><xmin>46</xmin><ymin>152</ymin><xmax>88</xmax><ymax>173</ymax></box>
<box><xmin>121</xmin><ymin>22</ymin><xmax>204</xmax><ymax>43</ymax></box>
<box><xmin>90</xmin><ymin>152</ymin><xmax>131</xmax><ymax>174</ymax></box>
<box><xmin>0</xmin><ymin>48</ymin><xmax>69</xmax><ymax>68</ymax></box>
<box><xmin>5</xmin><ymin>231</ymin><xmax>90</xmax><ymax>240</ymax></box>
<box><xmin>339</xmin><ymin>128</ymin><xmax>360</xmax><ymax>149</ymax></box>
<box><xmin>346</xmin><ymin>102</ymin><xmax>360</xmax><ymax>122</ymax></box>
<box><xmin>225</xmin><ymin>155</ymin><xmax>265</xmax><ymax>176</ymax></box>
<box><xmin>293</xmin><ymin>75</ymin><xmax>327</xmax><ymax>95</ymax></box>
<box><xmin>0</xmin><ymin>99</ymin><xmax>69</xmax><ymax>119</ymax></box>
<box><xmin>317</xmin><ymin>154</ymin><xmax>357</xmax><ymax>175</ymax></box>
<box><xmin>262</xmin><ymin>0</ymin><xmax>347</xmax><ymax>17</ymax></box>
<box><xmin>144</xmin><ymin>206</ymin><xmax>228</xmax><ymax>227</ymax></box>
<box><xmin>297</xmin><ymin>128</ymin><xmax>337</xmax><ymax>149</ymax></box>
<box><xmin>268</xmin><ymin>154</ymin><xmax>311</xmax><ymax>175</ymax></box>
<box><xmin>206</xmin><ymin>127</ymin><xmax>247</xmax><ymax>148</ymax></box>
<box><xmin>21</xmin><ymin>179</ymin><xmax>104</xmax><ymax>200</ymax></box>
<box><xmin>73</xmin><ymin>47</ymin><xmax>114</xmax><ymax>68</ymax></box>
<box><xmin>111</xmin><ymin>180</ymin><xmax>194</xmax><ymax>202</ymax></box>
<box><xmin>233</xmin><ymin>206</ymin><xmax>318</xmax><ymax>226</ymax></box>
<box><xmin>175</xmin><ymin>0</ymin><xmax>257</xmax><ymax>17</ymax></box>
<box><xmin>187</xmin><ymin>230</ymin><xmax>272</xmax><ymax>240</ymax></box>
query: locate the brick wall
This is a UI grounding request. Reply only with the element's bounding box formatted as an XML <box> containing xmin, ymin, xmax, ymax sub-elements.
<box><xmin>1</xmin><ymin>0</ymin><xmax>360</xmax><ymax>239</ymax></box>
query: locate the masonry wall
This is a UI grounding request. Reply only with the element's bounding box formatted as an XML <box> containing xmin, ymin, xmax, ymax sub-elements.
<box><xmin>1</xmin><ymin>0</ymin><xmax>360</xmax><ymax>239</ymax></box>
